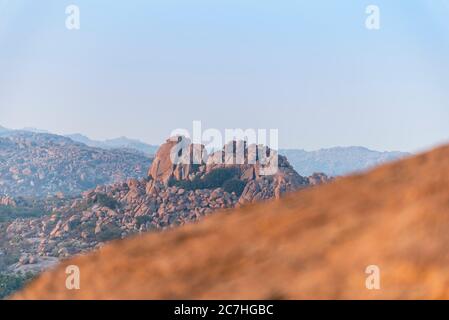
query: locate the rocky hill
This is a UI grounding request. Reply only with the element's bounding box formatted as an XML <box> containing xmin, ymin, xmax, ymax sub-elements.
<box><xmin>1</xmin><ymin>182</ymin><xmax>240</xmax><ymax>277</ymax></box>
<box><xmin>14</xmin><ymin>144</ymin><xmax>449</xmax><ymax>299</ymax></box>
<box><xmin>0</xmin><ymin>137</ymin><xmax>328</xmax><ymax>281</ymax></box>
<box><xmin>281</xmin><ymin>146</ymin><xmax>409</xmax><ymax>176</ymax></box>
<box><xmin>0</xmin><ymin>131</ymin><xmax>152</xmax><ymax>198</ymax></box>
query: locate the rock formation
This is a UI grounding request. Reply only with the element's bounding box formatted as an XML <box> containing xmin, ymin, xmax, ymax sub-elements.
<box><xmin>14</xmin><ymin>144</ymin><xmax>449</xmax><ymax>300</ymax></box>
<box><xmin>148</xmin><ymin>137</ymin><xmax>311</xmax><ymax>204</ymax></box>
<box><xmin>0</xmin><ymin>136</ymin><xmax>328</xmax><ymax>285</ymax></box>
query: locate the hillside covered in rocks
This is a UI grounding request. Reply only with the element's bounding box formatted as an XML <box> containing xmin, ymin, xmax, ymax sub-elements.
<box><xmin>0</xmin><ymin>131</ymin><xmax>152</xmax><ymax>198</ymax></box>
<box><xmin>0</xmin><ymin>137</ymin><xmax>329</xmax><ymax>283</ymax></box>
<box><xmin>15</xmin><ymin>143</ymin><xmax>449</xmax><ymax>300</ymax></box>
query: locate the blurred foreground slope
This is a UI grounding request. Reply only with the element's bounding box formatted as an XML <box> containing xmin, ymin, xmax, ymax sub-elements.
<box><xmin>15</xmin><ymin>145</ymin><xmax>449</xmax><ymax>299</ymax></box>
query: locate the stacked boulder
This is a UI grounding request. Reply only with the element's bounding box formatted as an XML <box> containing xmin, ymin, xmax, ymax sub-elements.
<box><xmin>147</xmin><ymin>137</ymin><xmax>310</xmax><ymax>204</ymax></box>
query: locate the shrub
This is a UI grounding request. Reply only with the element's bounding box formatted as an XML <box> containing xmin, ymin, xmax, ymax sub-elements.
<box><xmin>88</xmin><ymin>193</ymin><xmax>118</xmax><ymax>209</ymax></box>
<box><xmin>168</xmin><ymin>179</ymin><xmax>198</xmax><ymax>191</ymax></box>
<box><xmin>96</xmin><ymin>225</ymin><xmax>122</xmax><ymax>242</ymax></box>
<box><xmin>0</xmin><ymin>205</ymin><xmax>45</xmax><ymax>223</ymax></box>
<box><xmin>201</xmin><ymin>168</ymin><xmax>239</xmax><ymax>189</ymax></box>
<box><xmin>222</xmin><ymin>179</ymin><xmax>246</xmax><ymax>196</ymax></box>
<box><xmin>136</xmin><ymin>215</ymin><xmax>152</xmax><ymax>227</ymax></box>
<box><xmin>169</xmin><ymin>168</ymin><xmax>240</xmax><ymax>190</ymax></box>
<box><xmin>0</xmin><ymin>272</ymin><xmax>34</xmax><ymax>299</ymax></box>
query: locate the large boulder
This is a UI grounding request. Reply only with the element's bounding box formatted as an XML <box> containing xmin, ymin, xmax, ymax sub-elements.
<box><xmin>238</xmin><ymin>162</ymin><xmax>309</xmax><ymax>205</ymax></box>
<box><xmin>148</xmin><ymin>136</ymin><xmax>206</xmax><ymax>185</ymax></box>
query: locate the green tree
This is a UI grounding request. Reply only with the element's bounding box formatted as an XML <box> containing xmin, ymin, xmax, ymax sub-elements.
<box><xmin>222</xmin><ymin>179</ymin><xmax>246</xmax><ymax>196</ymax></box>
<box><xmin>0</xmin><ymin>273</ymin><xmax>34</xmax><ymax>299</ymax></box>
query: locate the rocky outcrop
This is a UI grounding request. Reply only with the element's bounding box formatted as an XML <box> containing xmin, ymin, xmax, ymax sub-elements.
<box><xmin>148</xmin><ymin>137</ymin><xmax>312</xmax><ymax>204</ymax></box>
<box><xmin>239</xmin><ymin>174</ymin><xmax>306</xmax><ymax>205</ymax></box>
<box><xmin>236</xmin><ymin>149</ymin><xmax>310</xmax><ymax>204</ymax></box>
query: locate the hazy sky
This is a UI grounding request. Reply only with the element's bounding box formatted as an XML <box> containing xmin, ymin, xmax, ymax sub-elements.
<box><xmin>0</xmin><ymin>0</ymin><xmax>448</xmax><ymax>151</ymax></box>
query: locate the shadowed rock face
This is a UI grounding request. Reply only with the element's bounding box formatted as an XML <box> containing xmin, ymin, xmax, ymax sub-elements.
<box><xmin>14</xmin><ymin>144</ymin><xmax>449</xmax><ymax>300</ymax></box>
<box><xmin>147</xmin><ymin>137</ymin><xmax>183</xmax><ymax>184</ymax></box>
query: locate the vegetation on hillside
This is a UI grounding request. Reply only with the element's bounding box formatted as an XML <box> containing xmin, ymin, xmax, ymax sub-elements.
<box><xmin>0</xmin><ymin>205</ymin><xmax>46</xmax><ymax>223</ymax></box>
<box><xmin>168</xmin><ymin>168</ymin><xmax>245</xmax><ymax>194</ymax></box>
<box><xmin>0</xmin><ymin>272</ymin><xmax>34</xmax><ymax>299</ymax></box>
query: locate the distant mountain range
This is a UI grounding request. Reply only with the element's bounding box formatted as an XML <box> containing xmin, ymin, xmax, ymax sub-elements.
<box><xmin>0</xmin><ymin>125</ymin><xmax>409</xmax><ymax>177</ymax></box>
<box><xmin>0</xmin><ymin>126</ymin><xmax>158</xmax><ymax>156</ymax></box>
<box><xmin>280</xmin><ymin>147</ymin><xmax>410</xmax><ymax>176</ymax></box>
<box><xmin>66</xmin><ymin>134</ymin><xmax>159</xmax><ymax>155</ymax></box>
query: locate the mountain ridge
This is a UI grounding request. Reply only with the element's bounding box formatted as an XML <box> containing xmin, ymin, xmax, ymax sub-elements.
<box><xmin>280</xmin><ymin>147</ymin><xmax>409</xmax><ymax>176</ymax></box>
<box><xmin>65</xmin><ymin>134</ymin><xmax>159</xmax><ymax>155</ymax></box>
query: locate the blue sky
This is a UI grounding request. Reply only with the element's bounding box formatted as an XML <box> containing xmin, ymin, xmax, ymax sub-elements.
<box><xmin>0</xmin><ymin>0</ymin><xmax>448</xmax><ymax>151</ymax></box>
